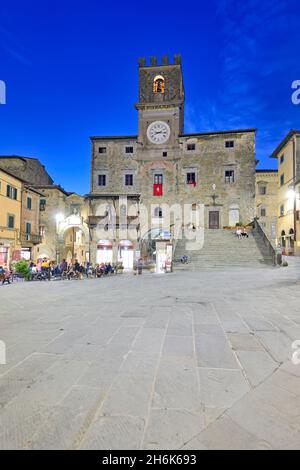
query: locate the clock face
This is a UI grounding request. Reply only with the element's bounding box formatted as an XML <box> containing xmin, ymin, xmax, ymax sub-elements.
<box><xmin>147</xmin><ymin>121</ymin><xmax>170</xmax><ymax>145</ymax></box>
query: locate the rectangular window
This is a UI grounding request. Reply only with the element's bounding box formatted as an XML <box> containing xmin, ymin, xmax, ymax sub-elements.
<box><xmin>225</xmin><ymin>170</ymin><xmax>235</xmax><ymax>183</ymax></box>
<box><xmin>259</xmin><ymin>186</ymin><xmax>267</xmax><ymax>195</ymax></box>
<box><xmin>98</xmin><ymin>174</ymin><xmax>107</xmax><ymax>186</ymax></box>
<box><xmin>225</xmin><ymin>140</ymin><xmax>235</xmax><ymax>148</ymax></box>
<box><xmin>261</xmin><ymin>208</ymin><xmax>266</xmax><ymax>217</ymax></box>
<box><xmin>40</xmin><ymin>199</ymin><xmax>46</xmax><ymax>211</ymax></box>
<box><xmin>39</xmin><ymin>225</ymin><xmax>45</xmax><ymax>237</ymax></box>
<box><xmin>280</xmin><ymin>154</ymin><xmax>284</xmax><ymax>164</ymax></box>
<box><xmin>99</xmin><ymin>147</ymin><xmax>107</xmax><ymax>154</ymax></box>
<box><xmin>27</xmin><ymin>197</ymin><xmax>32</xmax><ymax>209</ymax></box>
<box><xmin>26</xmin><ymin>222</ymin><xmax>31</xmax><ymax>234</ymax></box>
<box><xmin>154</xmin><ymin>174</ymin><xmax>163</xmax><ymax>184</ymax></box>
<box><xmin>6</xmin><ymin>185</ymin><xmax>17</xmax><ymax>199</ymax></box>
<box><xmin>280</xmin><ymin>205</ymin><xmax>284</xmax><ymax>216</ymax></box>
<box><xmin>187</xmin><ymin>143</ymin><xmax>196</xmax><ymax>151</ymax></box>
<box><xmin>125</xmin><ymin>146</ymin><xmax>134</xmax><ymax>154</ymax></box>
<box><xmin>186</xmin><ymin>172</ymin><xmax>196</xmax><ymax>184</ymax></box>
<box><xmin>125</xmin><ymin>174</ymin><xmax>133</xmax><ymax>186</ymax></box>
<box><xmin>7</xmin><ymin>214</ymin><xmax>15</xmax><ymax>229</ymax></box>
<box><xmin>163</xmin><ymin>152</ymin><xmax>168</xmax><ymax>157</ymax></box>
<box><xmin>280</xmin><ymin>174</ymin><xmax>284</xmax><ymax>186</ymax></box>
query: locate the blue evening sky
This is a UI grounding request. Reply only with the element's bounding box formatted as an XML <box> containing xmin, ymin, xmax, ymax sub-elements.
<box><xmin>0</xmin><ymin>0</ymin><xmax>299</xmax><ymax>194</ymax></box>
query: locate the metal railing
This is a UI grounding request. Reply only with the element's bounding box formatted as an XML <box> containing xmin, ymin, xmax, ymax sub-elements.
<box><xmin>20</xmin><ymin>233</ymin><xmax>42</xmax><ymax>244</ymax></box>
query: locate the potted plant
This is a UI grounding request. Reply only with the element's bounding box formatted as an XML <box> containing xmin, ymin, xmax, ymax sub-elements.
<box><xmin>116</xmin><ymin>262</ymin><xmax>124</xmax><ymax>274</ymax></box>
<box><xmin>14</xmin><ymin>260</ymin><xmax>31</xmax><ymax>280</ymax></box>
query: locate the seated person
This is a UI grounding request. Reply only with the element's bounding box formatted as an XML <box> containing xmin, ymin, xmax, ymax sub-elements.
<box><xmin>236</xmin><ymin>228</ymin><xmax>242</xmax><ymax>239</ymax></box>
<box><xmin>104</xmin><ymin>263</ymin><xmax>112</xmax><ymax>275</ymax></box>
<box><xmin>1</xmin><ymin>268</ymin><xmax>11</xmax><ymax>285</ymax></box>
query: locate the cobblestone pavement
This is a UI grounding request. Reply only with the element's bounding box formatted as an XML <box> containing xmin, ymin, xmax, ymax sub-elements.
<box><xmin>0</xmin><ymin>260</ymin><xmax>300</xmax><ymax>449</ymax></box>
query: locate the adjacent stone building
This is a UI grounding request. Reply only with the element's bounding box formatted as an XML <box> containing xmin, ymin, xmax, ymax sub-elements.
<box><xmin>0</xmin><ymin>156</ymin><xmax>89</xmax><ymax>264</ymax></box>
<box><xmin>87</xmin><ymin>55</ymin><xmax>256</xmax><ymax>267</ymax></box>
<box><xmin>35</xmin><ymin>186</ymin><xmax>89</xmax><ymax>263</ymax></box>
<box><xmin>255</xmin><ymin>170</ymin><xmax>278</xmax><ymax>241</ymax></box>
<box><xmin>0</xmin><ymin>167</ymin><xmax>44</xmax><ymax>266</ymax></box>
<box><xmin>271</xmin><ymin>130</ymin><xmax>300</xmax><ymax>255</ymax></box>
<box><xmin>0</xmin><ymin>156</ymin><xmax>53</xmax><ymax>186</ymax></box>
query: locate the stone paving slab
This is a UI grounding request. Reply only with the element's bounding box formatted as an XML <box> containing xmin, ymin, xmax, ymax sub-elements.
<box><xmin>143</xmin><ymin>409</ymin><xmax>205</xmax><ymax>450</ymax></box>
<box><xmin>0</xmin><ymin>261</ymin><xmax>300</xmax><ymax>449</ymax></box>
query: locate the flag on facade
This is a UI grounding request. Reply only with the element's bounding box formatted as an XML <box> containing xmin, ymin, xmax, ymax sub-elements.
<box><xmin>153</xmin><ymin>183</ymin><xmax>163</xmax><ymax>196</ymax></box>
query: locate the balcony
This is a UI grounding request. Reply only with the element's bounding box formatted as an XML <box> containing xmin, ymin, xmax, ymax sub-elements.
<box><xmin>20</xmin><ymin>233</ymin><xmax>42</xmax><ymax>245</ymax></box>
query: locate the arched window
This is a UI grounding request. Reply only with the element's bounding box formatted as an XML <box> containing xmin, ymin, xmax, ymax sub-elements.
<box><xmin>154</xmin><ymin>207</ymin><xmax>163</xmax><ymax>218</ymax></box>
<box><xmin>153</xmin><ymin>75</ymin><xmax>165</xmax><ymax>94</ymax></box>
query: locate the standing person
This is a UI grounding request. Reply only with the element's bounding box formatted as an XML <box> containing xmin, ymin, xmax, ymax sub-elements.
<box><xmin>74</xmin><ymin>259</ymin><xmax>80</xmax><ymax>273</ymax></box>
<box><xmin>236</xmin><ymin>228</ymin><xmax>242</xmax><ymax>239</ymax></box>
<box><xmin>36</xmin><ymin>259</ymin><xmax>42</xmax><ymax>273</ymax></box>
<box><xmin>60</xmin><ymin>259</ymin><xmax>68</xmax><ymax>273</ymax></box>
<box><xmin>137</xmin><ymin>258</ymin><xmax>143</xmax><ymax>275</ymax></box>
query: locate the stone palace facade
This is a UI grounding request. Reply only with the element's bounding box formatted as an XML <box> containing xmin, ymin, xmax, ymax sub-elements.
<box><xmin>86</xmin><ymin>55</ymin><xmax>256</xmax><ymax>267</ymax></box>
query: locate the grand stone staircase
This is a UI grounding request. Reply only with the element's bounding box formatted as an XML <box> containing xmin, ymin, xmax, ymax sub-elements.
<box><xmin>173</xmin><ymin>228</ymin><xmax>274</xmax><ymax>270</ymax></box>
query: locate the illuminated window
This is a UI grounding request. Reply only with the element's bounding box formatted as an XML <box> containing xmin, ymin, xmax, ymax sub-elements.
<box><xmin>225</xmin><ymin>170</ymin><xmax>235</xmax><ymax>183</ymax></box>
<box><xmin>153</xmin><ymin>75</ymin><xmax>165</xmax><ymax>94</ymax></box>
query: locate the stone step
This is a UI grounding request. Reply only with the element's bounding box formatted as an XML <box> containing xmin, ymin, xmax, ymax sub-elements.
<box><xmin>173</xmin><ymin>228</ymin><xmax>273</xmax><ymax>270</ymax></box>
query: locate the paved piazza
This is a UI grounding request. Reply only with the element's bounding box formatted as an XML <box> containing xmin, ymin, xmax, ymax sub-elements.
<box><xmin>1</xmin><ymin>261</ymin><xmax>300</xmax><ymax>450</ymax></box>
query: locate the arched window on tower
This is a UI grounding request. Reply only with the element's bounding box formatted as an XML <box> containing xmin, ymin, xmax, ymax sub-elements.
<box><xmin>153</xmin><ymin>75</ymin><xmax>165</xmax><ymax>94</ymax></box>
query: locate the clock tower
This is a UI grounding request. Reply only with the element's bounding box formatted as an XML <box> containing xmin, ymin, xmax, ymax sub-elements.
<box><xmin>135</xmin><ymin>55</ymin><xmax>185</xmax><ymax>158</ymax></box>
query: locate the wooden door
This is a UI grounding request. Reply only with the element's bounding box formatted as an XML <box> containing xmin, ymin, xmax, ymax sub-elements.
<box><xmin>209</xmin><ymin>211</ymin><xmax>219</xmax><ymax>229</ymax></box>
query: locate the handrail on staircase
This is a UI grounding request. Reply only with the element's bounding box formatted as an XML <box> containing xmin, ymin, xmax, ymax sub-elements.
<box><xmin>253</xmin><ymin>217</ymin><xmax>281</xmax><ymax>266</ymax></box>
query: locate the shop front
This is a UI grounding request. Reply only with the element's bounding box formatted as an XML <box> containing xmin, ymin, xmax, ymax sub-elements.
<box><xmin>0</xmin><ymin>246</ymin><xmax>9</xmax><ymax>266</ymax></box>
<box><xmin>96</xmin><ymin>240</ymin><xmax>113</xmax><ymax>264</ymax></box>
<box><xmin>118</xmin><ymin>240</ymin><xmax>134</xmax><ymax>270</ymax></box>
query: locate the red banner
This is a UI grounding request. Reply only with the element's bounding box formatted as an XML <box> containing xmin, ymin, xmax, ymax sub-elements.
<box><xmin>153</xmin><ymin>184</ymin><xmax>163</xmax><ymax>196</ymax></box>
